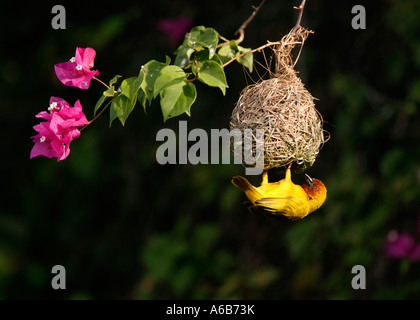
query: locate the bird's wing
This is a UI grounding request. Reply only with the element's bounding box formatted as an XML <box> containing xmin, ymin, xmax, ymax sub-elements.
<box><xmin>246</xmin><ymin>202</ymin><xmax>286</xmax><ymax>220</ymax></box>
<box><xmin>254</xmin><ymin>196</ymin><xmax>307</xmax><ymax>219</ymax></box>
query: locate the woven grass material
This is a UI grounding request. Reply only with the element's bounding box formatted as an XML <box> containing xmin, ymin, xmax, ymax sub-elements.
<box><xmin>230</xmin><ymin>27</ymin><xmax>326</xmax><ymax>171</ymax></box>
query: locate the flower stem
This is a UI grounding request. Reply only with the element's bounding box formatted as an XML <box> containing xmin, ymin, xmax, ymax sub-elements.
<box><xmin>93</xmin><ymin>76</ymin><xmax>110</xmax><ymax>89</ymax></box>
<box><xmin>80</xmin><ymin>98</ymin><xmax>113</xmax><ymax>132</ymax></box>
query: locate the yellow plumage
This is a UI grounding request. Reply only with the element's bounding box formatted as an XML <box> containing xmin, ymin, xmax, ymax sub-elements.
<box><xmin>232</xmin><ymin>166</ymin><xmax>327</xmax><ymax>220</ymax></box>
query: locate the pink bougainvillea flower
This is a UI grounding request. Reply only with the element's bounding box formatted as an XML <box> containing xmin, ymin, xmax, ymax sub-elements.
<box><xmin>385</xmin><ymin>231</ymin><xmax>415</xmax><ymax>259</ymax></box>
<box><xmin>385</xmin><ymin>229</ymin><xmax>420</xmax><ymax>262</ymax></box>
<box><xmin>410</xmin><ymin>243</ymin><xmax>420</xmax><ymax>262</ymax></box>
<box><xmin>30</xmin><ymin>97</ymin><xmax>88</xmax><ymax>161</ymax></box>
<box><xmin>54</xmin><ymin>47</ymin><xmax>100</xmax><ymax>89</ymax></box>
<box><xmin>157</xmin><ymin>16</ymin><xmax>193</xmax><ymax>46</ymax></box>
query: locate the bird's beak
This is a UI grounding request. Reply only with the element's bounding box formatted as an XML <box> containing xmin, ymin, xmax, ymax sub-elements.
<box><xmin>305</xmin><ymin>173</ymin><xmax>313</xmax><ymax>187</ymax></box>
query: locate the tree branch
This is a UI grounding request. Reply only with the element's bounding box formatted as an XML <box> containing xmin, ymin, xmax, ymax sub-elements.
<box><xmin>222</xmin><ymin>0</ymin><xmax>309</xmax><ymax>69</ymax></box>
<box><xmin>234</xmin><ymin>0</ymin><xmax>268</xmax><ymax>39</ymax></box>
<box><xmin>222</xmin><ymin>40</ymin><xmax>281</xmax><ymax>69</ymax></box>
<box><xmin>292</xmin><ymin>0</ymin><xmax>307</xmax><ymax>32</ymax></box>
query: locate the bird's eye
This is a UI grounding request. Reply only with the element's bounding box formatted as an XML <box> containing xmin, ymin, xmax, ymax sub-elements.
<box><xmin>314</xmin><ymin>186</ymin><xmax>319</xmax><ymax>191</ymax></box>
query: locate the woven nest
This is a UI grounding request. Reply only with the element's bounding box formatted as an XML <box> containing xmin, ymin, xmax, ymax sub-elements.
<box><xmin>230</xmin><ymin>27</ymin><xmax>327</xmax><ymax>171</ymax></box>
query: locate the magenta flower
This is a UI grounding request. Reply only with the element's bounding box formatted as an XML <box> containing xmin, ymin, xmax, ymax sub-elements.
<box><xmin>157</xmin><ymin>16</ymin><xmax>193</xmax><ymax>46</ymax></box>
<box><xmin>384</xmin><ymin>214</ymin><xmax>420</xmax><ymax>262</ymax></box>
<box><xmin>54</xmin><ymin>47</ymin><xmax>99</xmax><ymax>89</ymax></box>
<box><xmin>30</xmin><ymin>97</ymin><xmax>88</xmax><ymax>161</ymax></box>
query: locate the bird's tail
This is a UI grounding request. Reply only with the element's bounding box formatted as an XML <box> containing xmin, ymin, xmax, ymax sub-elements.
<box><xmin>231</xmin><ymin>176</ymin><xmax>263</xmax><ymax>204</ymax></box>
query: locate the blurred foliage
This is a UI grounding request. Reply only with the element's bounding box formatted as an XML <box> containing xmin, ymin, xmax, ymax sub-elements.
<box><xmin>2</xmin><ymin>0</ymin><xmax>420</xmax><ymax>299</ymax></box>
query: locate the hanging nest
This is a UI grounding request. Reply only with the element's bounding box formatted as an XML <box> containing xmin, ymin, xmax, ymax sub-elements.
<box><xmin>230</xmin><ymin>27</ymin><xmax>327</xmax><ymax>172</ymax></box>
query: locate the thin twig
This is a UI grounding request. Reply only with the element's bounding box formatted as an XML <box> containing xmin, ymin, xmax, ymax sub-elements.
<box><xmin>222</xmin><ymin>40</ymin><xmax>282</xmax><ymax>69</ymax></box>
<box><xmin>93</xmin><ymin>76</ymin><xmax>110</xmax><ymax>89</ymax></box>
<box><xmin>217</xmin><ymin>0</ymin><xmax>267</xmax><ymax>49</ymax></box>
<box><xmin>222</xmin><ymin>0</ymin><xmax>309</xmax><ymax>69</ymax></box>
<box><xmin>80</xmin><ymin>98</ymin><xmax>114</xmax><ymax>132</ymax></box>
<box><xmin>235</xmin><ymin>0</ymin><xmax>268</xmax><ymax>37</ymax></box>
<box><xmin>292</xmin><ymin>0</ymin><xmax>306</xmax><ymax>32</ymax></box>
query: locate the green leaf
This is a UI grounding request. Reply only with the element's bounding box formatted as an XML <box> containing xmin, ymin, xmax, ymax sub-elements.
<box><xmin>237</xmin><ymin>46</ymin><xmax>253</xmax><ymax>73</ymax></box>
<box><xmin>185</xmin><ymin>26</ymin><xmax>206</xmax><ymax>46</ymax></box>
<box><xmin>94</xmin><ymin>94</ymin><xmax>108</xmax><ymax>116</ymax></box>
<box><xmin>174</xmin><ymin>26</ymin><xmax>219</xmax><ymax>67</ymax></box>
<box><xmin>109</xmin><ymin>97</ymin><xmax>118</xmax><ymax>126</ymax></box>
<box><xmin>103</xmin><ymin>75</ymin><xmax>123</xmax><ymax>98</ymax></box>
<box><xmin>195</xmin><ymin>49</ymin><xmax>210</xmax><ymax>63</ymax></box>
<box><xmin>137</xmin><ymin>86</ymin><xmax>147</xmax><ymax>111</ymax></box>
<box><xmin>229</xmin><ymin>40</ymin><xmax>239</xmax><ymax>51</ymax></box>
<box><xmin>217</xmin><ymin>42</ymin><xmax>237</xmax><ymax>64</ymax></box>
<box><xmin>195</xmin><ymin>49</ymin><xmax>223</xmax><ymax>65</ymax></box>
<box><xmin>153</xmin><ymin>65</ymin><xmax>186</xmax><ymax>98</ymax></box>
<box><xmin>160</xmin><ymin>81</ymin><xmax>197</xmax><ymax>122</ymax></box>
<box><xmin>110</xmin><ymin>73</ymin><xmax>144</xmax><ymax>126</ymax></box>
<box><xmin>174</xmin><ymin>45</ymin><xmax>195</xmax><ymax>68</ymax></box>
<box><xmin>109</xmin><ymin>75</ymin><xmax>122</xmax><ymax>86</ymax></box>
<box><xmin>120</xmin><ymin>74</ymin><xmax>143</xmax><ymax>102</ymax></box>
<box><xmin>198</xmin><ymin>27</ymin><xmax>218</xmax><ymax>58</ymax></box>
<box><xmin>195</xmin><ymin>60</ymin><xmax>228</xmax><ymax>95</ymax></box>
<box><xmin>139</xmin><ymin>60</ymin><xmax>167</xmax><ymax>103</ymax></box>
<box><xmin>94</xmin><ymin>75</ymin><xmax>123</xmax><ymax>116</ymax></box>
<box><xmin>137</xmin><ymin>68</ymin><xmax>147</xmax><ymax>109</ymax></box>
<box><xmin>103</xmin><ymin>87</ymin><xmax>116</xmax><ymax>97</ymax></box>
<box><xmin>110</xmin><ymin>94</ymin><xmax>136</xmax><ymax>126</ymax></box>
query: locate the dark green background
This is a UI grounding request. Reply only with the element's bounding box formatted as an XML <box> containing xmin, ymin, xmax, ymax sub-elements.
<box><xmin>1</xmin><ymin>0</ymin><xmax>420</xmax><ymax>299</ymax></box>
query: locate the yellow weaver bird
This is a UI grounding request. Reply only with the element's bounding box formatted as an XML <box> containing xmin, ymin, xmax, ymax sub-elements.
<box><xmin>231</xmin><ymin>165</ymin><xmax>327</xmax><ymax>220</ymax></box>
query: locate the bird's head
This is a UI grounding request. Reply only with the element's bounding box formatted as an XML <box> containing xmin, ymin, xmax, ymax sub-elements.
<box><xmin>303</xmin><ymin>173</ymin><xmax>327</xmax><ymax>210</ymax></box>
